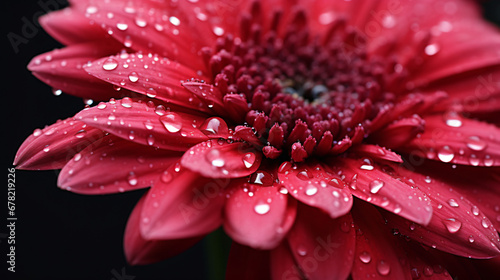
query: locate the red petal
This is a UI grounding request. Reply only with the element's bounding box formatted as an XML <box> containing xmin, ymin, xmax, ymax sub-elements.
<box><xmin>350</xmin><ymin>144</ymin><xmax>403</xmax><ymax>163</ymax></box>
<box><xmin>399</xmin><ymin>114</ymin><xmax>500</xmax><ymax>166</ymax></box>
<box><xmin>286</xmin><ymin>204</ymin><xmax>355</xmax><ymax>280</ymax></box>
<box><xmin>28</xmin><ymin>41</ymin><xmax>128</xmax><ymax>100</ymax></box>
<box><xmin>278</xmin><ymin>162</ymin><xmax>353</xmax><ymax>219</ymax></box>
<box><xmin>381</xmin><ymin>163</ymin><xmax>500</xmax><ymax>258</ymax></box>
<box><xmin>351</xmin><ymin>201</ymin><xmax>412</xmax><ymax>280</ymax></box>
<box><xmin>223</xmin><ymin>181</ymin><xmax>296</xmax><ymax>249</ymax></box>
<box><xmin>330</xmin><ymin>157</ymin><xmax>433</xmax><ymax>225</ymax></box>
<box><xmin>181</xmin><ymin>140</ymin><xmax>262</xmax><ymax>178</ymax></box>
<box><xmin>15</xmin><ymin>118</ymin><xmax>106</xmax><ymax>170</ymax></box>
<box><xmin>58</xmin><ymin>135</ymin><xmax>182</xmax><ymax>194</ymax></box>
<box><xmin>39</xmin><ymin>8</ymin><xmax>108</xmax><ymax>45</ymax></box>
<box><xmin>270</xmin><ymin>242</ymin><xmax>305</xmax><ymax>280</ymax></box>
<box><xmin>140</xmin><ymin>163</ymin><xmax>227</xmax><ymax>240</ymax></box>
<box><xmin>75</xmin><ymin>98</ymin><xmax>209</xmax><ymax>151</ymax></box>
<box><xmin>369</xmin><ymin>115</ymin><xmax>425</xmax><ymax>149</ymax></box>
<box><xmin>84</xmin><ymin>53</ymin><xmax>214</xmax><ymax>113</ymax></box>
<box><xmin>124</xmin><ymin>195</ymin><xmax>203</xmax><ymax>265</ymax></box>
<box><xmin>225</xmin><ymin>242</ymin><xmax>271</xmax><ymax>280</ymax></box>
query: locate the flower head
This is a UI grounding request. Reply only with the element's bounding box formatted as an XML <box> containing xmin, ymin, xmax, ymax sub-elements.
<box><xmin>16</xmin><ymin>0</ymin><xmax>500</xmax><ymax>278</ymax></box>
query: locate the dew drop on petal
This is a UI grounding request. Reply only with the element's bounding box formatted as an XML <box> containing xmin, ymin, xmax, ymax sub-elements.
<box><xmin>305</xmin><ymin>184</ymin><xmax>318</xmax><ymax>196</ymax></box>
<box><xmin>377</xmin><ymin>260</ymin><xmax>391</xmax><ymax>276</ymax></box>
<box><xmin>296</xmin><ymin>169</ymin><xmax>312</xmax><ymax>180</ymax></box>
<box><xmin>102</xmin><ymin>58</ymin><xmax>118</xmax><ymax>71</ymax></box>
<box><xmin>160</xmin><ymin>113</ymin><xmax>182</xmax><ymax>133</ymax></box>
<box><xmin>117</xmin><ymin>22</ymin><xmax>129</xmax><ymax>31</ymax></box>
<box><xmin>369</xmin><ymin>180</ymin><xmax>384</xmax><ymax>194</ymax></box>
<box><xmin>128</xmin><ymin>72</ymin><xmax>139</xmax><ymax>82</ymax></box>
<box><xmin>471</xmin><ymin>205</ymin><xmax>480</xmax><ymax>216</ymax></box>
<box><xmin>127</xmin><ymin>173</ymin><xmax>138</xmax><ymax>186</ymax></box>
<box><xmin>465</xmin><ymin>136</ymin><xmax>487</xmax><ymax>151</ymax></box>
<box><xmin>297</xmin><ymin>245</ymin><xmax>307</xmax><ymax>256</ymax></box>
<box><xmin>242</xmin><ymin>153</ymin><xmax>256</xmax><ymax>168</ymax></box>
<box><xmin>33</xmin><ymin>128</ymin><xmax>42</xmax><ymax>137</ymax></box>
<box><xmin>206</xmin><ymin>149</ymin><xmax>225</xmax><ymax>167</ymax></box>
<box><xmin>254</xmin><ymin>201</ymin><xmax>270</xmax><ymax>215</ymax></box>
<box><xmin>442</xmin><ymin>218</ymin><xmax>461</xmax><ymax>233</ymax></box>
<box><xmin>447</xmin><ymin>198</ymin><xmax>459</xmax><ymax>208</ymax></box>
<box><xmin>469</xmin><ymin>235</ymin><xmax>475</xmax><ymax>243</ymax></box>
<box><xmin>437</xmin><ymin>146</ymin><xmax>454</xmax><ymax>163</ymax></box>
<box><xmin>444</xmin><ymin>112</ymin><xmax>462</xmax><ymax>128</ymax></box>
<box><xmin>121</xmin><ymin>97</ymin><xmax>133</xmax><ymax>108</ymax></box>
<box><xmin>359</xmin><ymin>251</ymin><xmax>371</xmax><ymax>264</ymax></box>
<box><xmin>161</xmin><ymin>170</ymin><xmax>173</xmax><ymax>183</ymax></box>
<box><xmin>424</xmin><ymin>43</ymin><xmax>439</xmax><ymax>56</ymax></box>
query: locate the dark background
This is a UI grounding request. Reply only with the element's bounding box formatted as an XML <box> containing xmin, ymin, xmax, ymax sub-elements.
<box><xmin>3</xmin><ymin>1</ymin><xmax>500</xmax><ymax>280</ymax></box>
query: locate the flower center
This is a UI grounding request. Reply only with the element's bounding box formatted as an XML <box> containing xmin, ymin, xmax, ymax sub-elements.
<box><xmin>199</xmin><ymin>5</ymin><xmax>399</xmax><ymax>162</ymax></box>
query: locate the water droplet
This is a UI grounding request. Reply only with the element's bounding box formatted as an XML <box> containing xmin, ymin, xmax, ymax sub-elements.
<box><xmin>33</xmin><ymin>128</ymin><xmax>42</xmax><ymax>137</ymax></box>
<box><xmin>160</xmin><ymin>113</ymin><xmax>182</xmax><ymax>133</ymax></box>
<box><xmin>278</xmin><ymin>161</ymin><xmax>292</xmax><ymax>173</ymax></box>
<box><xmin>242</xmin><ymin>153</ymin><xmax>256</xmax><ymax>168</ymax></box>
<box><xmin>305</xmin><ymin>184</ymin><xmax>318</xmax><ymax>196</ymax></box>
<box><xmin>254</xmin><ymin>201</ymin><xmax>270</xmax><ymax>215</ymax></box>
<box><xmin>469</xmin><ymin>235</ymin><xmax>475</xmax><ymax>243</ymax></box>
<box><xmin>296</xmin><ymin>169</ymin><xmax>312</xmax><ymax>180</ymax></box>
<box><xmin>169</xmin><ymin>16</ymin><xmax>181</xmax><ymax>26</ymax></box>
<box><xmin>369</xmin><ymin>180</ymin><xmax>385</xmax><ymax>194</ymax></box>
<box><xmin>442</xmin><ymin>218</ymin><xmax>461</xmax><ymax>233</ymax></box>
<box><xmin>121</xmin><ymin>97</ymin><xmax>133</xmax><ymax>108</ymax></box>
<box><xmin>52</xmin><ymin>89</ymin><xmax>62</xmax><ymax>96</ymax></box>
<box><xmin>444</xmin><ymin>112</ymin><xmax>462</xmax><ymax>127</ymax></box>
<box><xmin>471</xmin><ymin>205</ymin><xmax>480</xmax><ymax>216</ymax></box>
<box><xmin>127</xmin><ymin>172</ymin><xmax>138</xmax><ymax>186</ymax></box>
<box><xmin>297</xmin><ymin>245</ymin><xmax>307</xmax><ymax>256</ymax></box>
<box><xmin>143</xmin><ymin>120</ymin><xmax>154</xmax><ymax>130</ymax></box>
<box><xmin>147</xmin><ymin>135</ymin><xmax>155</xmax><ymax>146</ymax></box>
<box><xmin>155</xmin><ymin>105</ymin><xmax>167</xmax><ymax>116</ymax></box>
<box><xmin>359</xmin><ymin>251</ymin><xmax>372</xmax><ymax>264</ymax></box>
<box><xmin>425</xmin><ymin>43</ymin><xmax>439</xmax><ymax>56</ymax></box>
<box><xmin>437</xmin><ymin>146</ymin><xmax>454</xmax><ymax>163</ymax></box>
<box><xmin>206</xmin><ymin>149</ymin><xmax>225</xmax><ymax>167</ymax></box>
<box><xmin>128</xmin><ymin>72</ymin><xmax>139</xmax><ymax>82</ymax></box>
<box><xmin>377</xmin><ymin>260</ymin><xmax>391</xmax><ymax>276</ymax></box>
<box><xmin>102</xmin><ymin>58</ymin><xmax>118</xmax><ymax>71</ymax></box>
<box><xmin>213</xmin><ymin>26</ymin><xmax>225</xmax><ymax>36</ymax></box>
<box><xmin>423</xmin><ymin>266</ymin><xmax>434</xmax><ymax>277</ymax></box>
<box><xmin>447</xmin><ymin>198</ymin><xmax>459</xmax><ymax>208</ymax></box>
<box><xmin>43</xmin><ymin>146</ymin><xmax>50</xmax><ymax>152</ymax></box>
<box><xmin>135</xmin><ymin>17</ymin><xmax>147</xmax><ymax>27</ymax></box>
<box><xmin>75</xmin><ymin>129</ymin><xmax>87</xmax><ymax>138</ymax></box>
<box><xmin>201</xmin><ymin>117</ymin><xmax>228</xmax><ymax>135</ymax></box>
<box><xmin>86</xmin><ymin>6</ymin><xmax>98</xmax><ymax>14</ymax></box>
<box><xmin>481</xmin><ymin>219</ymin><xmax>490</xmax><ymax>229</ymax></box>
<box><xmin>161</xmin><ymin>170</ymin><xmax>173</xmax><ymax>183</ymax></box>
<box><xmin>73</xmin><ymin>153</ymin><xmax>82</xmax><ymax>162</ymax></box>
<box><xmin>484</xmin><ymin>155</ymin><xmax>494</xmax><ymax>167</ymax></box>
<box><xmin>117</xmin><ymin>22</ymin><xmax>129</xmax><ymax>31</ymax></box>
<box><xmin>465</xmin><ymin>136</ymin><xmax>487</xmax><ymax>151</ymax></box>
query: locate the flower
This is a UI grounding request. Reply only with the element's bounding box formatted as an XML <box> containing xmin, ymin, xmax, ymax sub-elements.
<box><xmin>15</xmin><ymin>0</ymin><xmax>500</xmax><ymax>278</ymax></box>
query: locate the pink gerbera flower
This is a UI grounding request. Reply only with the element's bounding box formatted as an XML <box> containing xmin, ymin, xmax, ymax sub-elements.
<box><xmin>15</xmin><ymin>0</ymin><xmax>500</xmax><ymax>278</ymax></box>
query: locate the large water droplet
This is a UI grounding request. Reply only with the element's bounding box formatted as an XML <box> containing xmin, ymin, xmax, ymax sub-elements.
<box><xmin>444</xmin><ymin>112</ymin><xmax>462</xmax><ymax>128</ymax></box>
<box><xmin>442</xmin><ymin>218</ymin><xmax>461</xmax><ymax>233</ymax></box>
<box><xmin>296</xmin><ymin>169</ymin><xmax>312</xmax><ymax>180</ymax></box>
<box><xmin>128</xmin><ymin>72</ymin><xmax>139</xmax><ymax>82</ymax></box>
<box><xmin>102</xmin><ymin>58</ymin><xmax>118</xmax><ymax>71</ymax></box>
<box><xmin>116</xmin><ymin>22</ymin><xmax>129</xmax><ymax>31</ymax></box>
<box><xmin>465</xmin><ymin>136</ymin><xmax>487</xmax><ymax>151</ymax></box>
<box><xmin>121</xmin><ymin>97</ymin><xmax>133</xmax><ymax>108</ymax></box>
<box><xmin>201</xmin><ymin>117</ymin><xmax>228</xmax><ymax>135</ymax></box>
<box><xmin>160</xmin><ymin>113</ymin><xmax>182</xmax><ymax>133</ymax></box>
<box><xmin>437</xmin><ymin>146</ymin><xmax>454</xmax><ymax>163</ymax></box>
<box><xmin>305</xmin><ymin>184</ymin><xmax>318</xmax><ymax>196</ymax></box>
<box><xmin>447</xmin><ymin>198</ymin><xmax>459</xmax><ymax>208</ymax></box>
<box><xmin>254</xmin><ymin>201</ymin><xmax>270</xmax><ymax>215</ymax></box>
<box><xmin>377</xmin><ymin>260</ymin><xmax>391</xmax><ymax>276</ymax></box>
<box><xmin>369</xmin><ymin>180</ymin><xmax>385</xmax><ymax>194</ymax></box>
<box><xmin>242</xmin><ymin>153</ymin><xmax>256</xmax><ymax>168</ymax></box>
<box><xmin>359</xmin><ymin>251</ymin><xmax>371</xmax><ymax>264</ymax></box>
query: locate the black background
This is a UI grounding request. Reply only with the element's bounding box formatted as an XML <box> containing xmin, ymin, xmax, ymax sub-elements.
<box><xmin>3</xmin><ymin>1</ymin><xmax>500</xmax><ymax>280</ymax></box>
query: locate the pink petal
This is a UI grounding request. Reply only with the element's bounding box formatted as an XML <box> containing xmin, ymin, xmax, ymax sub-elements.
<box><xmin>58</xmin><ymin>135</ymin><xmax>182</xmax><ymax>194</ymax></box>
<box><xmin>124</xmin><ymin>195</ymin><xmax>203</xmax><ymax>265</ymax></box>
<box><xmin>277</xmin><ymin>161</ymin><xmax>353</xmax><ymax>219</ymax></box>
<box><xmin>75</xmin><ymin>98</ymin><xmax>209</xmax><ymax>151</ymax></box>
<box><xmin>84</xmin><ymin>53</ymin><xmax>219</xmax><ymax>113</ymax></box>
<box><xmin>39</xmin><ymin>8</ymin><xmax>108</xmax><ymax>45</ymax></box>
<box><xmin>28</xmin><ymin>41</ymin><xmax>129</xmax><ymax>100</ymax></box>
<box><xmin>15</xmin><ymin>118</ymin><xmax>106</xmax><ymax>170</ymax></box>
<box><xmin>223</xmin><ymin>180</ymin><xmax>297</xmax><ymax>249</ymax></box>
<box><xmin>180</xmin><ymin>140</ymin><xmax>262</xmax><ymax>178</ymax></box>
<box><xmin>381</xmin><ymin>163</ymin><xmax>500</xmax><ymax>258</ymax></box>
<box><xmin>286</xmin><ymin>204</ymin><xmax>355</xmax><ymax>280</ymax></box>
<box><xmin>399</xmin><ymin>114</ymin><xmax>500</xmax><ymax>166</ymax></box>
<box><xmin>351</xmin><ymin>201</ymin><xmax>412</xmax><ymax>280</ymax></box>
<box><xmin>140</xmin><ymin>163</ymin><xmax>227</xmax><ymax>240</ymax></box>
<box><xmin>329</xmin><ymin>157</ymin><xmax>433</xmax><ymax>225</ymax></box>
<box><xmin>225</xmin><ymin>242</ymin><xmax>271</xmax><ymax>280</ymax></box>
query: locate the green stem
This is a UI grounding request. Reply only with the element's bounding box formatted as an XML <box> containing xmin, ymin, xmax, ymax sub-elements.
<box><xmin>204</xmin><ymin>228</ymin><xmax>232</xmax><ymax>280</ymax></box>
